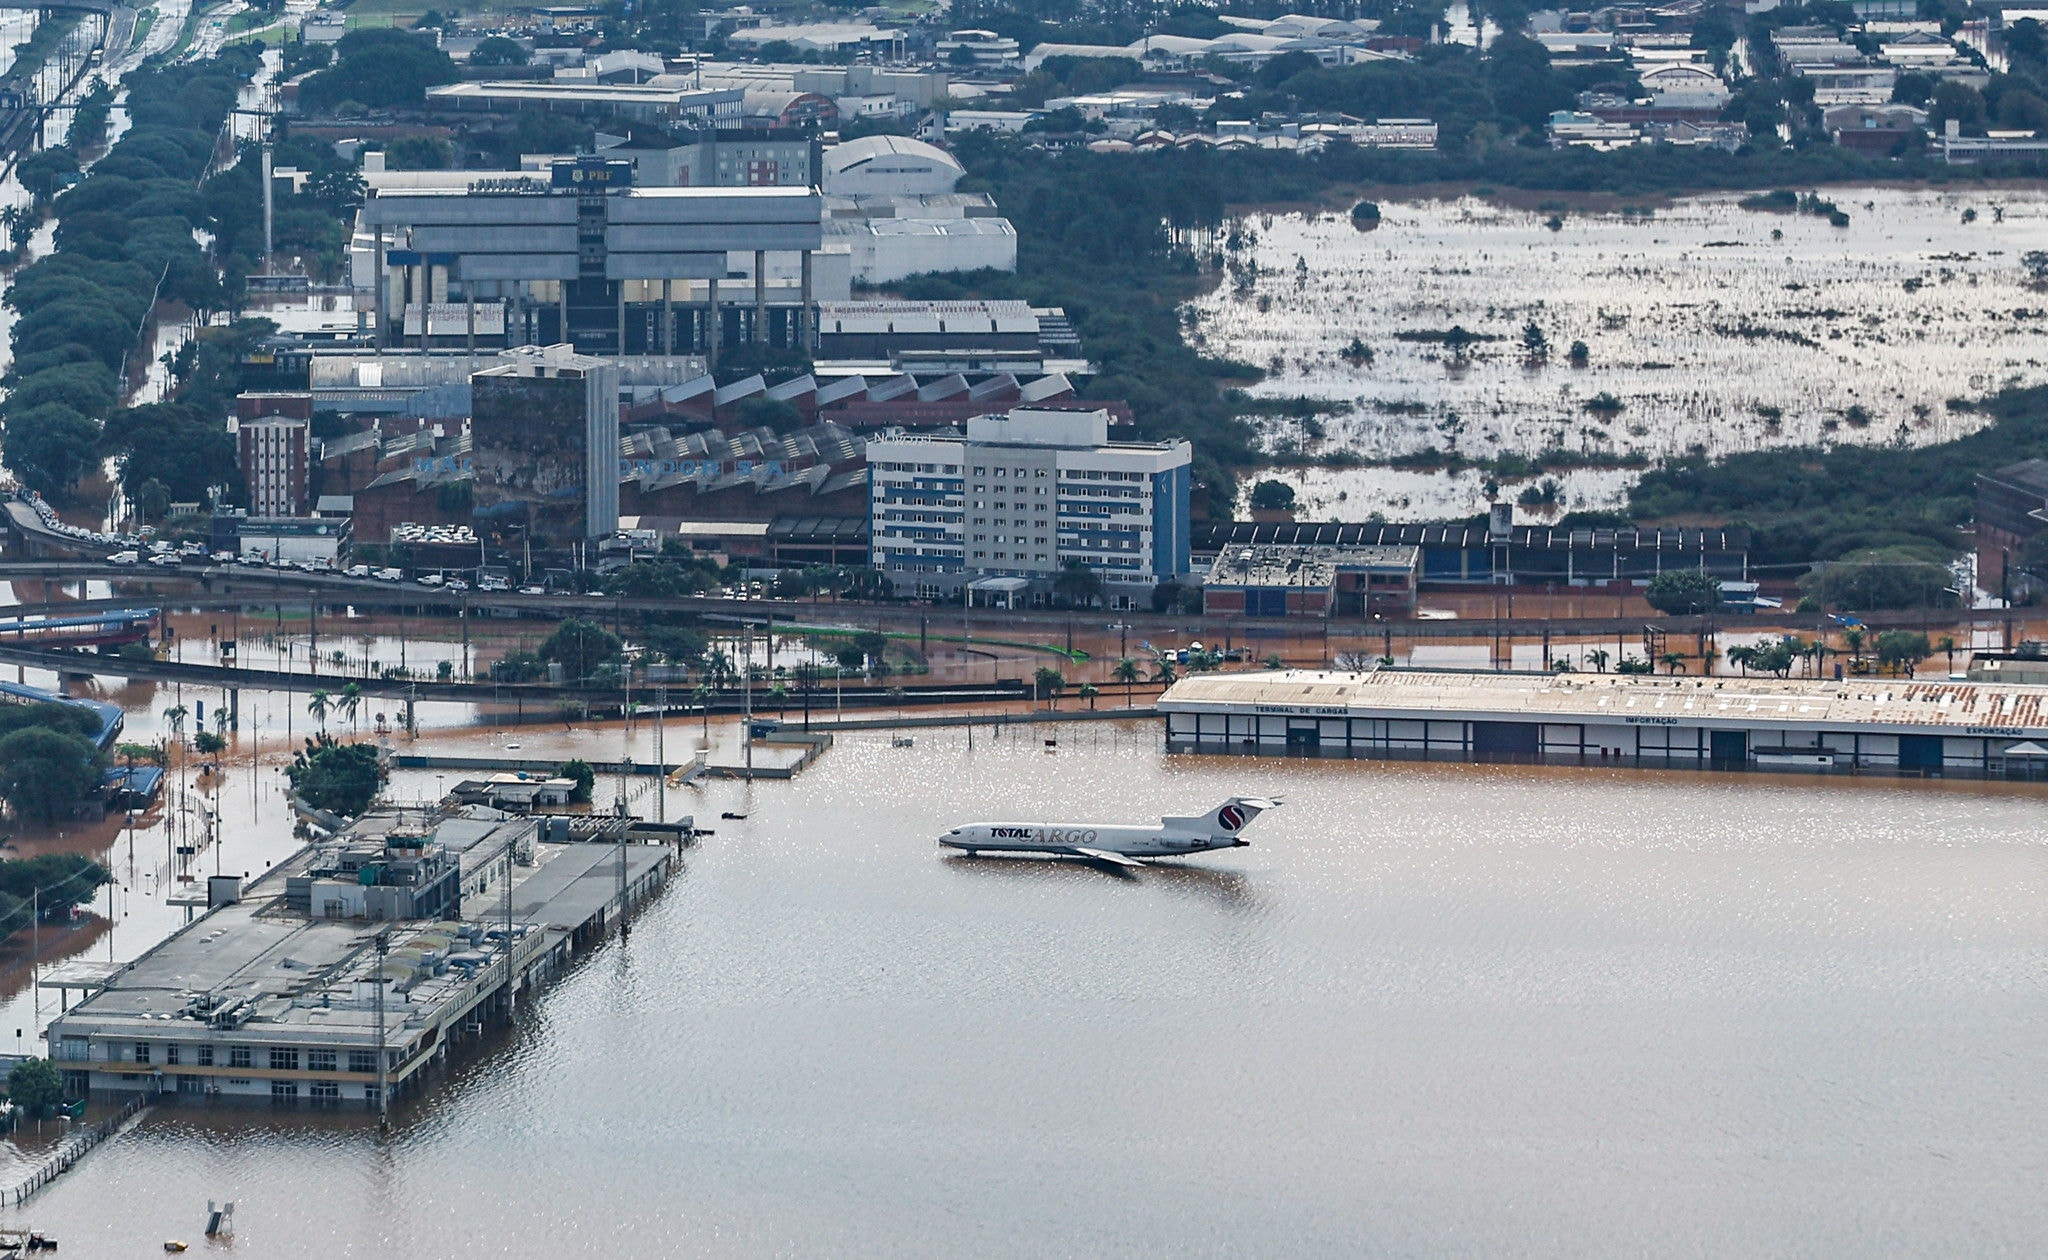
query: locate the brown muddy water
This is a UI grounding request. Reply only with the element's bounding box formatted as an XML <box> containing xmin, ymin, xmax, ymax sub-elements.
<box><xmin>2</xmin><ymin>713</ymin><xmax>2042</xmax><ymax>1257</ymax></box>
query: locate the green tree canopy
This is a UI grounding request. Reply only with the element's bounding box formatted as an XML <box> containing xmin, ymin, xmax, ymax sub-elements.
<box><xmin>3</xmin><ymin>402</ymin><xmax>104</xmax><ymax>497</ymax></box>
<box><xmin>1803</xmin><ymin>547</ymin><xmax>1953</xmax><ymax>610</ymax></box>
<box><xmin>301</xmin><ymin>29</ymin><xmax>459</xmax><ymax>109</ymax></box>
<box><xmin>285</xmin><ymin>734</ymin><xmax>383</xmax><ymax>817</ymax></box>
<box><xmin>469</xmin><ymin>35</ymin><xmax>529</xmax><ymax>66</ymax></box>
<box><xmin>1645</xmin><ymin>568</ymin><xmax>1724</xmax><ymax>616</ymax></box>
<box><xmin>558</xmin><ymin>759</ymin><xmax>595</xmax><ymax>803</ymax></box>
<box><xmin>0</xmin><ymin>727</ymin><xmax>105</xmax><ymax>824</ymax></box>
<box><xmin>540</xmin><ymin>619</ymin><xmax>623</xmax><ymax>680</ymax></box>
<box><xmin>7</xmin><ymin>1058</ymin><xmax>63</xmax><ymax>1113</ymax></box>
<box><xmin>1249</xmin><ymin>480</ymin><xmax>1297</xmax><ymax>511</ymax></box>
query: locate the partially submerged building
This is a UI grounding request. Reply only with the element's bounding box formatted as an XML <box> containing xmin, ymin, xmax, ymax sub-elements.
<box><xmin>49</xmin><ymin>807</ymin><xmax>672</xmax><ymax>1105</ymax></box>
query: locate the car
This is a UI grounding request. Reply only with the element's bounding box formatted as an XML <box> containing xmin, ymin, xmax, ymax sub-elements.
<box><xmin>108</xmin><ymin>550</ymin><xmax>140</xmax><ymax>565</ymax></box>
<box><xmin>211</xmin><ymin>552</ymin><xmax>236</xmax><ymax>564</ymax></box>
<box><xmin>446</xmin><ymin>579</ymin><xmax>470</xmax><ymax>592</ymax></box>
<box><xmin>375</xmin><ymin>568</ymin><xmax>403</xmax><ymax>582</ymax></box>
<box><xmin>236</xmin><ymin>553</ymin><xmax>264</xmax><ymax>566</ymax></box>
<box><xmin>418</xmin><ymin>573</ymin><xmax>445</xmax><ymax>587</ymax></box>
<box><xmin>585</xmin><ymin>589</ymin><xmax>607</xmax><ymax>598</ymax></box>
<box><xmin>518</xmin><ymin>585</ymin><xmax>545</xmax><ymax>595</ymax></box>
<box><xmin>345</xmin><ymin>564</ymin><xmax>371</xmax><ymax>579</ymax></box>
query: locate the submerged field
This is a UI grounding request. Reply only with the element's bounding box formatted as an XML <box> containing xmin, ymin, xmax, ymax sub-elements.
<box><xmin>1194</xmin><ymin>187</ymin><xmax>2048</xmax><ymax>518</ymax></box>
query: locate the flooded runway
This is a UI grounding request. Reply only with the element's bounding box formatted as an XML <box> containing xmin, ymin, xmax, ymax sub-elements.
<box><xmin>8</xmin><ymin>725</ymin><xmax>2044</xmax><ymax>1255</ymax></box>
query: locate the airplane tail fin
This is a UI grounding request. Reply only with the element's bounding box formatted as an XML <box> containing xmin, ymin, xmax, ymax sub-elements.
<box><xmin>1164</xmin><ymin>796</ymin><xmax>1280</xmax><ymax>837</ymax></box>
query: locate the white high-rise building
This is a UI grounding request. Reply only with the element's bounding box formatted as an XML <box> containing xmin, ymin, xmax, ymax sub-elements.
<box><xmin>867</xmin><ymin>408</ymin><xmax>1191</xmax><ymax>608</ymax></box>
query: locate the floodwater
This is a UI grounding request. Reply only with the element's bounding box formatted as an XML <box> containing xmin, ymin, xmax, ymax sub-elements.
<box><xmin>3</xmin><ymin>720</ymin><xmax>2044</xmax><ymax>1256</ymax></box>
<box><xmin>1193</xmin><ymin>188</ymin><xmax>2048</xmax><ymax>518</ymax></box>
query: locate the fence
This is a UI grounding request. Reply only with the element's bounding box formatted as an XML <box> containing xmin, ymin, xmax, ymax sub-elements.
<box><xmin>3</xmin><ymin>1090</ymin><xmax>153</xmax><ymax>1206</ymax></box>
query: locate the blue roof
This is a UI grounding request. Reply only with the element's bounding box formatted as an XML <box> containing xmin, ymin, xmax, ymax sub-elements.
<box><xmin>0</xmin><ymin>680</ymin><xmax>125</xmax><ymax>749</ymax></box>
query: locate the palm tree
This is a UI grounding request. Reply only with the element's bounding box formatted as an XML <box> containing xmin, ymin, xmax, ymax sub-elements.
<box><xmin>1938</xmin><ymin>634</ymin><xmax>1957</xmax><ymax>671</ymax></box>
<box><xmin>1660</xmin><ymin>651</ymin><xmax>1687</xmax><ymax>675</ymax></box>
<box><xmin>1586</xmin><ymin>647</ymin><xmax>1610</xmax><ymax>674</ymax></box>
<box><xmin>703</xmin><ymin>647</ymin><xmax>734</xmax><ymax>689</ymax></box>
<box><xmin>1033</xmin><ymin>666</ymin><xmax>1066</xmax><ymax>709</ymax></box>
<box><xmin>1112</xmin><ymin>657</ymin><xmax>1141</xmax><ymax>708</ymax></box>
<box><xmin>162</xmin><ymin>703</ymin><xmax>188</xmax><ymax>748</ymax></box>
<box><xmin>694</xmin><ymin>683</ymin><xmax>712</xmax><ymax>737</ymax></box>
<box><xmin>1843</xmin><ymin>628</ymin><xmax>1865</xmax><ymax>660</ymax></box>
<box><xmin>1152</xmin><ymin>658</ymin><xmax>1178</xmax><ymax>687</ymax></box>
<box><xmin>1701</xmin><ymin>644</ymin><xmax>1721</xmax><ymax>675</ymax></box>
<box><xmin>338</xmin><ymin>683</ymin><xmax>362</xmax><ymax>737</ymax></box>
<box><xmin>307</xmin><ymin>689</ymin><xmax>331</xmax><ymax>732</ymax></box>
<box><xmin>1727</xmin><ymin>645</ymin><xmax>1754</xmax><ymax>675</ymax></box>
<box><xmin>1079</xmin><ymin>682</ymin><xmax>1099</xmax><ymax>709</ymax></box>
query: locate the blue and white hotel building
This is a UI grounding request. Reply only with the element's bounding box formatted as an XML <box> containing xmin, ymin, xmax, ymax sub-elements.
<box><xmin>867</xmin><ymin>407</ymin><xmax>1191</xmax><ymax>607</ymax></box>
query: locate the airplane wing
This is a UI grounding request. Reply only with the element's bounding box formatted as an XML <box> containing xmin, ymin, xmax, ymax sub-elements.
<box><xmin>1068</xmin><ymin>847</ymin><xmax>1148</xmax><ymax>868</ymax></box>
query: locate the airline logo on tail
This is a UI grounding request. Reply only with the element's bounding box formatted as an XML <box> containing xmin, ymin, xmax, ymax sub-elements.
<box><xmin>1217</xmin><ymin>804</ymin><xmax>1247</xmax><ymax>832</ymax></box>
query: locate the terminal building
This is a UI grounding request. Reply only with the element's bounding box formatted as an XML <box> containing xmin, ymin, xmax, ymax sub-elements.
<box><xmin>867</xmin><ymin>407</ymin><xmax>1191</xmax><ymax>606</ymax></box>
<box><xmin>1160</xmin><ymin>668</ymin><xmax>2048</xmax><ymax>779</ymax></box>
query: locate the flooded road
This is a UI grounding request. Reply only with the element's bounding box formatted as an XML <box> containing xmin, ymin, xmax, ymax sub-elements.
<box><xmin>1197</xmin><ymin>188</ymin><xmax>2048</xmax><ymax>517</ymax></box>
<box><xmin>1</xmin><ymin>718</ymin><xmax>2041</xmax><ymax>1255</ymax></box>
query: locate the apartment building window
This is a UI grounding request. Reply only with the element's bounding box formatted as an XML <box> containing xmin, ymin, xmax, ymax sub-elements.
<box><xmin>310</xmin><ymin>1081</ymin><xmax>340</xmax><ymax>1105</ymax></box>
<box><xmin>134</xmin><ymin>1042</ymin><xmax>151</xmax><ymax>1065</ymax></box>
<box><xmin>230</xmin><ymin>1046</ymin><xmax>252</xmax><ymax>1069</ymax></box>
<box><xmin>198</xmin><ymin>1045</ymin><xmax>214</xmax><ymax>1067</ymax></box>
<box><xmin>308</xmin><ymin>1049</ymin><xmax>337</xmax><ymax>1072</ymax></box>
<box><xmin>349</xmin><ymin>1050</ymin><xmax>378</xmax><ymax>1074</ymax></box>
<box><xmin>271</xmin><ymin>1081</ymin><xmax>298</xmax><ymax>1103</ymax></box>
<box><xmin>165</xmin><ymin>1044</ymin><xmax>181</xmax><ymax>1066</ymax></box>
<box><xmin>269</xmin><ymin>1047</ymin><xmax>300</xmax><ymax>1071</ymax></box>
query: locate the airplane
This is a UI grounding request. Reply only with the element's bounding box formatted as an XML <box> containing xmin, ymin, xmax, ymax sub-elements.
<box><xmin>939</xmin><ymin>797</ymin><xmax>1280</xmax><ymax>868</ymax></box>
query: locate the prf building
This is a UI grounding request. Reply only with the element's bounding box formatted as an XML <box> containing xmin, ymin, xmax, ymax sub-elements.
<box><xmin>359</xmin><ymin>158</ymin><xmax>822</xmax><ymax>363</ymax></box>
<box><xmin>867</xmin><ymin>408</ymin><xmax>1191</xmax><ymax>607</ymax></box>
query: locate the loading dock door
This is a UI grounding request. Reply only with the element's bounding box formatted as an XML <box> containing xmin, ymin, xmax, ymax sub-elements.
<box><xmin>1286</xmin><ymin>721</ymin><xmax>1321</xmax><ymax>751</ymax></box>
<box><xmin>1899</xmin><ymin>734</ymin><xmax>1944</xmax><ymax>774</ymax></box>
<box><xmin>1472</xmin><ymin>721</ymin><xmax>1539</xmax><ymax>757</ymax></box>
<box><xmin>1709</xmin><ymin>730</ymin><xmax>1747</xmax><ymax>768</ymax></box>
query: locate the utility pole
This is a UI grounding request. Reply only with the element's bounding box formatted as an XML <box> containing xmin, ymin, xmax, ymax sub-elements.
<box><xmin>374</xmin><ymin>929</ymin><xmax>390</xmax><ymax>1132</ymax></box>
<box><xmin>654</xmin><ymin>687</ymin><xmax>665</xmax><ymax>824</ymax></box>
<box><xmin>260</xmin><ymin>141</ymin><xmax>274</xmax><ymax>273</ymax></box>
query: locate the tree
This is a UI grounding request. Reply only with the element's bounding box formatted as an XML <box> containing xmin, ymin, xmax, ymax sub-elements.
<box><xmin>1034</xmin><ymin>665</ymin><xmax>1067</xmax><ymax>707</ymax></box>
<box><xmin>1586</xmin><ymin>647</ymin><xmax>1610</xmax><ymax>673</ymax></box>
<box><xmin>1645</xmin><ymin>569</ymin><xmax>1723</xmax><ymax>617</ymax></box>
<box><xmin>338</xmin><ymin>683</ymin><xmax>362</xmax><ymax>736</ymax></box>
<box><xmin>469</xmin><ymin>34</ymin><xmax>529</xmax><ymax>66</ymax></box>
<box><xmin>558</xmin><ymin>759</ymin><xmax>595</xmax><ymax>803</ymax></box>
<box><xmin>853</xmin><ymin>631</ymin><xmax>890</xmax><ymax>671</ymax></box>
<box><xmin>8</xmin><ymin>1058</ymin><xmax>64</xmax><ymax>1114</ymax></box>
<box><xmin>1875</xmin><ymin>630</ymin><xmax>1932</xmax><ymax>674</ymax></box>
<box><xmin>1079</xmin><ymin>682</ymin><xmax>1099</xmax><ymax>709</ymax></box>
<box><xmin>1659</xmin><ymin>651</ymin><xmax>1687</xmax><ymax>674</ymax></box>
<box><xmin>1938</xmin><ymin>634</ymin><xmax>1958</xmax><ymax>670</ymax></box>
<box><xmin>1113</xmin><ymin>656</ymin><xmax>1141</xmax><ymax>706</ymax></box>
<box><xmin>0</xmin><ymin>727</ymin><xmax>103</xmax><ymax>824</ymax></box>
<box><xmin>1052</xmin><ymin>561</ymin><xmax>1103</xmax><ymax>609</ymax></box>
<box><xmin>1152</xmin><ymin>658</ymin><xmax>1178</xmax><ymax>686</ymax></box>
<box><xmin>1250</xmin><ymin>480</ymin><xmax>1296</xmax><ymax>512</ymax></box>
<box><xmin>2</xmin><ymin>403</ymin><xmax>102</xmax><ymax>498</ymax></box>
<box><xmin>306</xmin><ymin>689</ymin><xmax>330</xmax><ymax>732</ymax></box>
<box><xmin>540</xmin><ymin>619</ymin><xmax>623</xmax><ymax>680</ymax></box>
<box><xmin>300</xmin><ymin>29</ymin><xmax>459</xmax><ymax>109</ymax></box>
<box><xmin>285</xmin><ymin>734</ymin><xmax>383</xmax><ymax>816</ymax></box>
<box><xmin>1521</xmin><ymin>320</ymin><xmax>1549</xmax><ymax>359</ymax></box>
<box><xmin>193</xmin><ymin>730</ymin><xmax>226</xmax><ymax>755</ymax></box>
<box><xmin>1805</xmin><ymin>548</ymin><xmax>1953</xmax><ymax>611</ymax></box>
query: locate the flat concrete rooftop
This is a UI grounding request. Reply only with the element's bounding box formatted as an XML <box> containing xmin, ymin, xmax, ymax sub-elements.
<box><xmin>1160</xmin><ymin>668</ymin><xmax>2048</xmax><ymax>736</ymax></box>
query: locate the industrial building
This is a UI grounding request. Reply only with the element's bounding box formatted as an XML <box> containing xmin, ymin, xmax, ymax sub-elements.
<box><xmin>1190</xmin><ymin>515</ymin><xmax>1751</xmax><ymax>587</ymax></box>
<box><xmin>1201</xmin><ymin>543</ymin><xmax>1420</xmax><ymax>616</ymax></box>
<box><xmin>1160</xmin><ymin>668</ymin><xmax>2048</xmax><ymax>779</ymax></box>
<box><xmin>48</xmin><ymin>807</ymin><xmax>672</xmax><ymax>1105</ymax></box>
<box><xmin>817</xmin><ymin>137</ymin><xmax>1018</xmax><ymax>284</ymax></box>
<box><xmin>1975</xmin><ymin>458</ymin><xmax>2048</xmax><ymax>601</ymax></box>
<box><xmin>470</xmin><ymin>345</ymin><xmax>622</xmax><ymax>547</ymax></box>
<box><xmin>867</xmin><ymin>407</ymin><xmax>1191</xmax><ymax>606</ymax></box>
<box><xmin>358</xmin><ymin>157</ymin><xmax>823</xmax><ymax>362</ymax></box>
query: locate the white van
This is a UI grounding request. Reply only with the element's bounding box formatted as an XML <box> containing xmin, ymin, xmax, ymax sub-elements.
<box><xmin>375</xmin><ymin>568</ymin><xmax>403</xmax><ymax>582</ymax></box>
<box><xmin>108</xmin><ymin>550</ymin><xmax>140</xmax><ymax>565</ymax></box>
